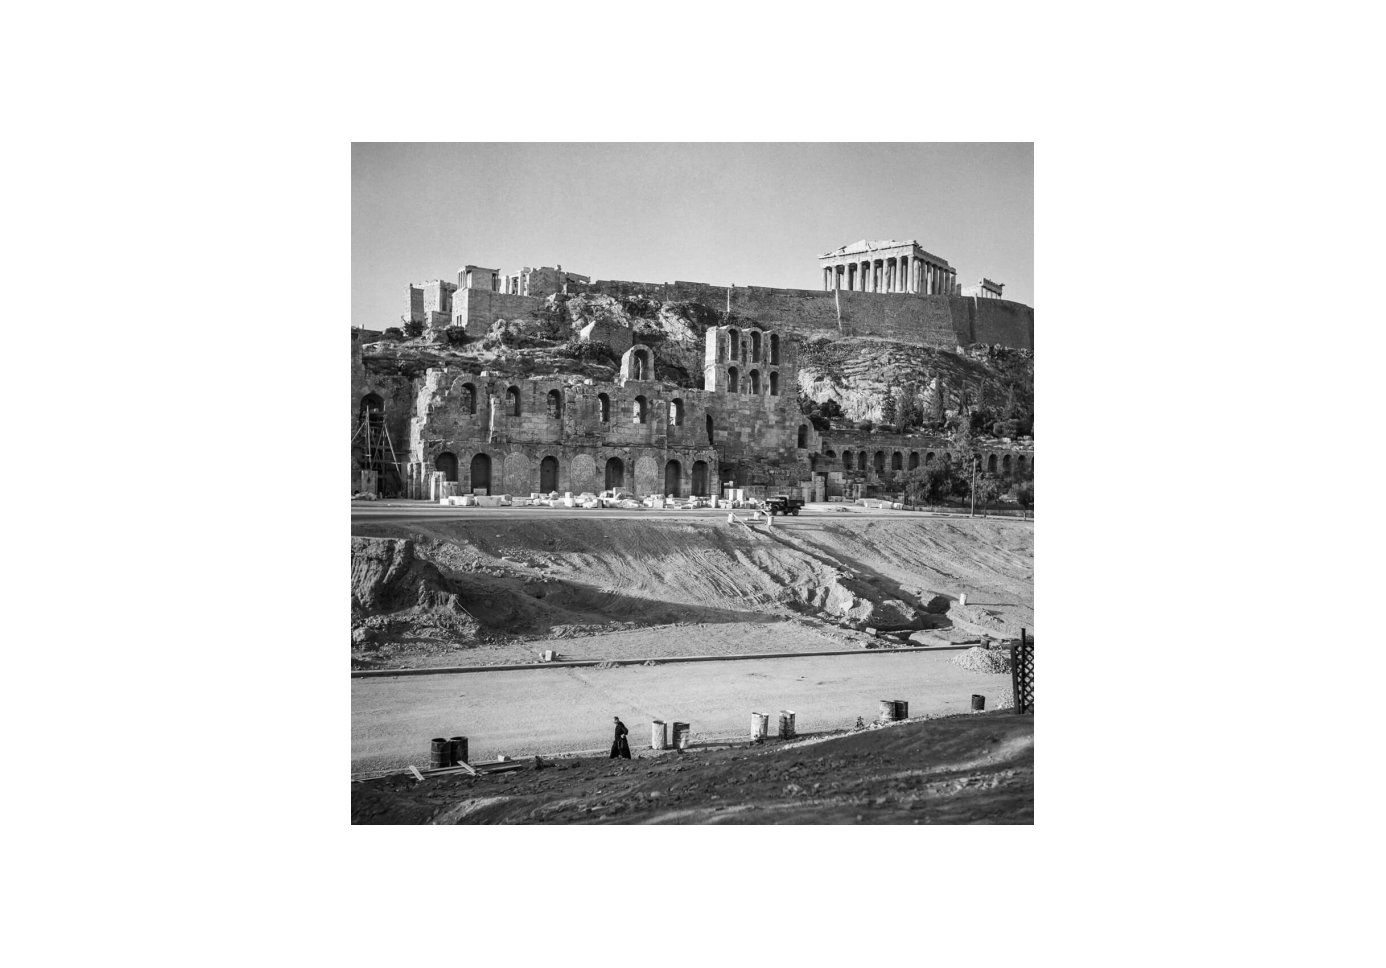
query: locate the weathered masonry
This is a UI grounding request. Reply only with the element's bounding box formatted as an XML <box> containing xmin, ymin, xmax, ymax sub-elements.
<box><xmin>818</xmin><ymin>239</ymin><xmax>957</xmax><ymax>296</ymax></box>
<box><xmin>361</xmin><ymin>237</ymin><xmax>1034</xmax><ymax>499</ymax></box>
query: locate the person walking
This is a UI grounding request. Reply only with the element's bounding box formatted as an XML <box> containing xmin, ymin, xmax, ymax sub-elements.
<box><xmin>609</xmin><ymin>716</ymin><xmax>631</xmax><ymax>759</ymax></box>
<box><xmin>727</xmin><ymin>511</ymin><xmax>735</xmax><ymax>526</ymax></box>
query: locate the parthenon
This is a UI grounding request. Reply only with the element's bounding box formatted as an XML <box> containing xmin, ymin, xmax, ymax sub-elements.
<box><xmin>819</xmin><ymin>239</ymin><xmax>956</xmax><ymax>295</ymax></box>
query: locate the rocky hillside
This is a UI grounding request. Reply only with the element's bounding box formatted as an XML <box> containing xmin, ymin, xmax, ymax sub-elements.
<box><xmin>361</xmin><ymin>294</ymin><xmax>1033</xmax><ymax>438</ymax></box>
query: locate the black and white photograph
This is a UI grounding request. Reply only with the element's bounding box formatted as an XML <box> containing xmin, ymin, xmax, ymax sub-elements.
<box><xmin>349</xmin><ymin>143</ymin><xmax>1035</xmax><ymax>824</ymax></box>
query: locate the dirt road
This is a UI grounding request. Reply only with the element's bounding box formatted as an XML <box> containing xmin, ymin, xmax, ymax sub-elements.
<box><xmin>351</xmin><ymin>650</ymin><xmax>1013</xmax><ymax>773</ymax></box>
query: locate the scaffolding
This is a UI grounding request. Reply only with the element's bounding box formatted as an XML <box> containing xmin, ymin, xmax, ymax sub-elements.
<box><xmin>352</xmin><ymin>404</ymin><xmax>404</xmax><ymax>495</ymax></box>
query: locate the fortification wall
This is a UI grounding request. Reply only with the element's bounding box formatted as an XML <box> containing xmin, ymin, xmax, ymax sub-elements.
<box><xmin>571</xmin><ymin>278</ymin><xmax>1033</xmax><ymax>350</ymax></box>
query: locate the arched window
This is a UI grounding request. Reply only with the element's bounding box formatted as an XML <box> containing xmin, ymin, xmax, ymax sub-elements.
<box><xmin>797</xmin><ymin>424</ymin><xmax>809</xmax><ymax>448</ymax></box>
<box><xmin>891</xmin><ymin>451</ymin><xmax>903</xmax><ymax>471</ymax></box>
<box><xmin>671</xmin><ymin>398</ymin><xmax>684</xmax><ymax>426</ymax></box>
<box><xmin>1002</xmin><ymin>454</ymin><xmax>1013</xmax><ymax>476</ymax></box>
<box><xmin>825</xmin><ymin>449</ymin><xmax>836</xmax><ymax>459</ymax></box>
<box><xmin>727</xmin><ymin>329</ymin><xmax>739</xmax><ymax>362</ymax></box>
<box><xmin>1017</xmin><ymin>455</ymin><xmax>1028</xmax><ymax>476</ymax></box>
<box><xmin>633</xmin><ymin>395</ymin><xmax>647</xmax><ymax>424</ymax></box>
<box><xmin>769</xmin><ymin>372</ymin><xmax>779</xmax><ymax>396</ymax></box>
<box><xmin>769</xmin><ymin>334</ymin><xmax>780</xmax><ymax>365</ymax></box>
<box><xmin>987</xmin><ymin>454</ymin><xmax>998</xmax><ymax>474</ymax></box>
<box><xmin>461</xmin><ymin>383</ymin><xmax>476</xmax><ymax>415</ymax></box>
<box><xmin>858</xmin><ymin>452</ymin><xmax>867</xmax><ymax>471</ymax></box>
<box><xmin>924</xmin><ymin>451</ymin><xmax>935</xmax><ymax>465</ymax></box>
<box><xmin>597</xmin><ymin>393</ymin><xmax>610</xmax><ymax>423</ymax></box>
<box><xmin>908</xmin><ymin>452</ymin><xmax>920</xmax><ymax>470</ymax></box>
<box><xmin>751</xmin><ymin>331</ymin><xmax>762</xmax><ymax>362</ymax></box>
<box><xmin>506</xmin><ymin>386</ymin><xmax>521</xmax><ymax>416</ymax></box>
<box><xmin>692</xmin><ymin>460</ymin><xmax>709</xmax><ymax>497</ymax></box>
<box><xmin>706</xmin><ymin>414</ymin><xmax>714</xmax><ymax>443</ymax></box>
<box><xmin>727</xmin><ymin>366</ymin><xmax>739</xmax><ymax>393</ymax></box>
<box><xmin>546</xmin><ymin>389</ymin><xmax>562</xmax><ymax>419</ymax></box>
<box><xmin>843</xmin><ymin>449</ymin><xmax>853</xmax><ymax>469</ymax></box>
<box><xmin>873</xmin><ymin>451</ymin><xmax>885</xmax><ymax>474</ymax></box>
<box><xmin>435</xmin><ymin>452</ymin><xmax>458</xmax><ymax>482</ymax></box>
<box><xmin>632</xmin><ymin>350</ymin><xmax>648</xmax><ymax>381</ymax></box>
<box><xmin>750</xmin><ymin>370</ymin><xmax>761</xmax><ymax>395</ymax></box>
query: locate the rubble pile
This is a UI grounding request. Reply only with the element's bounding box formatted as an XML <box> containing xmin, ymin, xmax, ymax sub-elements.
<box><xmin>952</xmin><ymin>645</ymin><xmax>1013</xmax><ymax>674</ymax></box>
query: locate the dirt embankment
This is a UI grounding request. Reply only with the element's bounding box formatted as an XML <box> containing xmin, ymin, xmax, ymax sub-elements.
<box><xmin>350</xmin><ymin>514</ymin><xmax>1032</xmax><ymax>667</ymax></box>
<box><xmin>351</xmin><ymin>710</ymin><xmax>1034</xmax><ymax>825</ymax></box>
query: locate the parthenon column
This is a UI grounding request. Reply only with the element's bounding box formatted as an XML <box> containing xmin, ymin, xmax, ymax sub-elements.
<box><xmin>861</xmin><ymin>260</ymin><xmax>869</xmax><ymax>291</ymax></box>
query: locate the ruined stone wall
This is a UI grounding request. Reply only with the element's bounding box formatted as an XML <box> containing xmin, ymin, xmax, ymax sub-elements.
<box><xmin>814</xmin><ymin>428</ymin><xmax>1034</xmax><ymax>486</ymax></box>
<box><xmin>351</xmin><ymin>332</ymin><xmax>420</xmax><ymax>492</ymax></box>
<box><xmin>454</xmin><ymin>289</ymin><xmax>547</xmax><ymax>336</ymax></box>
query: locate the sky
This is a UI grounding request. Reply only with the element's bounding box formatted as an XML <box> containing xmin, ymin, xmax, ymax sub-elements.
<box><xmin>351</xmin><ymin>143</ymin><xmax>1032</xmax><ymax>329</ymax></box>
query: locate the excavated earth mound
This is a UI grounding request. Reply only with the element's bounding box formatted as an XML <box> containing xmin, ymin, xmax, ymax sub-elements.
<box><xmin>350</xmin><ymin>514</ymin><xmax>1033</xmax><ymax>667</ymax></box>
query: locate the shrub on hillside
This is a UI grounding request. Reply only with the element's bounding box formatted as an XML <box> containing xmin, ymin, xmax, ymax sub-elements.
<box><xmin>403</xmin><ymin>320</ymin><xmax>425</xmax><ymax>339</ymax></box>
<box><xmin>380</xmin><ymin>327</ymin><xmax>404</xmax><ymax>341</ymax></box>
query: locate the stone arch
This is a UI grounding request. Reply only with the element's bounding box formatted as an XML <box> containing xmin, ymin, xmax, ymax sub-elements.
<box><xmin>597</xmin><ymin>393</ymin><xmax>610</xmax><ymax>423</ymax></box>
<box><xmin>692</xmin><ymin>460</ymin><xmax>709</xmax><ymax>497</ymax></box>
<box><xmin>908</xmin><ymin>451</ymin><xmax>920</xmax><ymax>470</ymax></box>
<box><xmin>570</xmin><ymin>454</ymin><xmax>597</xmax><ymax>494</ymax></box>
<box><xmin>751</xmin><ymin>330</ymin><xmax>762</xmax><ymax>362</ymax></box>
<box><xmin>727</xmin><ymin>328</ymin><xmax>740</xmax><ymax>362</ymax></box>
<box><xmin>604</xmin><ymin>457</ymin><xmax>625</xmax><ymax>491</ymax></box>
<box><xmin>987</xmin><ymin>453</ymin><xmax>998</xmax><ymax>474</ymax></box>
<box><xmin>727</xmin><ymin>366</ymin><xmax>740</xmax><ymax>393</ymax></box>
<box><xmin>671</xmin><ymin>398</ymin><xmax>684</xmax><ymax>426</ymax></box>
<box><xmin>546</xmin><ymin>389</ymin><xmax>562</xmax><ymax>419</ymax></box>
<box><xmin>459</xmin><ymin>382</ymin><xmax>477</xmax><ymax>415</ymax></box>
<box><xmin>1002</xmin><ymin>454</ymin><xmax>1013</xmax><ymax>476</ymax></box>
<box><xmin>843</xmin><ymin>449</ymin><xmax>853</xmax><ymax>469</ymax></box>
<box><xmin>633</xmin><ymin>395</ymin><xmax>648</xmax><ymax>424</ymax></box>
<box><xmin>797</xmin><ymin>424</ymin><xmax>809</xmax><ymax>448</ymax></box>
<box><xmin>540</xmin><ymin>455</ymin><xmax>560</xmax><ymax>493</ymax></box>
<box><xmin>891</xmin><ymin>451</ymin><xmax>903</xmax><ymax>471</ymax></box>
<box><xmin>502</xmin><ymin>452</ymin><xmax>530</xmax><ymax>493</ymax></box>
<box><xmin>825</xmin><ymin>449</ymin><xmax>837</xmax><ymax>459</ymax></box>
<box><xmin>469</xmin><ymin>453</ymin><xmax>492</xmax><ymax>495</ymax></box>
<box><xmin>1017</xmin><ymin>455</ymin><xmax>1028</xmax><ymax>477</ymax></box>
<box><xmin>769</xmin><ymin>333</ymin><xmax>780</xmax><ymax>365</ymax></box>
<box><xmin>858</xmin><ymin>452</ymin><xmax>867</xmax><ymax>471</ymax></box>
<box><xmin>435</xmin><ymin>451</ymin><xmax>458</xmax><ymax>482</ymax></box>
<box><xmin>635</xmin><ymin>456</ymin><xmax>660</xmax><ymax>495</ymax></box>
<box><xmin>506</xmin><ymin>385</ymin><xmax>521</xmax><ymax>416</ymax></box>
<box><xmin>750</xmin><ymin>369</ymin><xmax>761</xmax><ymax>395</ymax></box>
<box><xmin>925</xmin><ymin>451</ymin><xmax>935</xmax><ymax>464</ymax></box>
<box><xmin>769</xmin><ymin>372</ymin><xmax>779</xmax><ymax>396</ymax></box>
<box><xmin>664</xmin><ymin>459</ymin><xmax>682</xmax><ymax>497</ymax></box>
<box><xmin>873</xmin><ymin>451</ymin><xmax>885</xmax><ymax>474</ymax></box>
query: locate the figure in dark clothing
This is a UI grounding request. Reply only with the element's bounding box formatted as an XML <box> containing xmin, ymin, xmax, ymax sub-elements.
<box><xmin>610</xmin><ymin>716</ymin><xmax>631</xmax><ymax>759</ymax></box>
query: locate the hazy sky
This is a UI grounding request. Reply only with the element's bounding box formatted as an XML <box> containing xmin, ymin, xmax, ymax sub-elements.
<box><xmin>352</xmin><ymin>143</ymin><xmax>1033</xmax><ymax>329</ymax></box>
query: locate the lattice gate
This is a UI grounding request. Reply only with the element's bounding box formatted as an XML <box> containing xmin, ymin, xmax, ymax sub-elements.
<box><xmin>1010</xmin><ymin>632</ymin><xmax>1034</xmax><ymax>714</ymax></box>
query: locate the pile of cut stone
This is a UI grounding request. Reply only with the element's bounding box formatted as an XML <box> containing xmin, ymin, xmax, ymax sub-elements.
<box><xmin>953</xmin><ymin>645</ymin><xmax>1013</xmax><ymax>674</ymax></box>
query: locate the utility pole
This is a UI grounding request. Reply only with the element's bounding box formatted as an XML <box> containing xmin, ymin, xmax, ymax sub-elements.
<box><xmin>970</xmin><ymin>455</ymin><xmax>977</xmax><ymax>518</ymax></box>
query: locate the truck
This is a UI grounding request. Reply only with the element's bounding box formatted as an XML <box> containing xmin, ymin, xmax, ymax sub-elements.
<box><xmin>762</xmin><ymin>494</ymin><xmax>804</xmax><ymax>516</ymax></box>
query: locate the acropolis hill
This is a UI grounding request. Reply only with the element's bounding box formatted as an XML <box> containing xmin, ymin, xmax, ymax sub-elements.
<box><xmin>352</xmin><ymin>239</ymin><xmax>1034</xmax><ymax>501</ymax></box>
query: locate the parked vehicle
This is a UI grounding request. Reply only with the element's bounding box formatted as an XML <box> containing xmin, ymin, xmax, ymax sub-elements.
<box><xmin>763</xmin><ymin>494</ymin><xmax>804</xmax><ymax>516</ymax></box>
